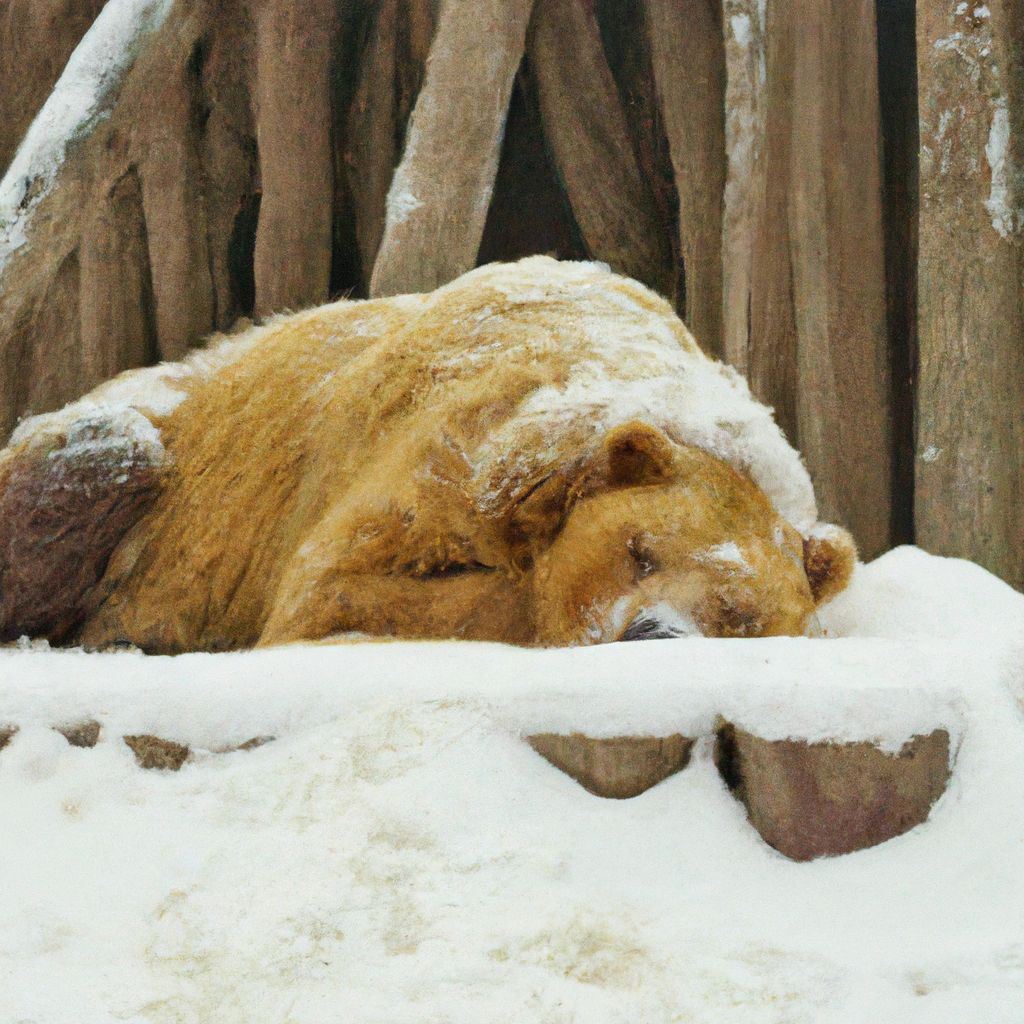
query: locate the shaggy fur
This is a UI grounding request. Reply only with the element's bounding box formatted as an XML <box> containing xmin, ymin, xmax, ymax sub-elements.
<box><xmin>0</xmin><ymin>258</ymin><xmax>855</xmax><ymax>653</ymax></box>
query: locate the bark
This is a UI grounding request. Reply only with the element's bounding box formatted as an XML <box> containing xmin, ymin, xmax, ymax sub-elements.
<box><xmin>746</xmin><ymin>0</ymin><xmax>893</xmax><ymax>558</ymax></box>
<box><xmin>528</xmin><ymin>0</ymin><xmax>673</xmax><ymax>298</ymax></box>
<box><xmin>369</xmin><ymin>0</ymin><xmax>534</xmax><ymax>297</ymax></box>
<box><xmin>916</xmin><ymin>0</ymin><xmax>1024</xmax><ymax>586</ymax></box>
<box><xmin>645</xmin><ymin>0</ymin><xmax>727</xmax><ymax>356</ymax></box>
<box><xmin>79</xmin><ymin>168</ymin><xmax>158</xmax><ymax>386</ymax></box>
<box><xmin>252</xmin><ymin>0</ymin><xmax>338</xmax><ymax>316</ymax></box>
<box><xmin>0</xmin><ymin>0</ymin><xmax>107</xmax><ymax>175</ymax></box>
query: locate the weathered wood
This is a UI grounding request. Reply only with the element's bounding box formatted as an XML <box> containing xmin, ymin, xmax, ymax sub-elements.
<box><xmin>139</xmin><ymin>26</ymin><xmax>215</xmax><ymax>361</ymax></box>
<box><xmin>916</xmin><ymin>0</ymin><xmax>1024</xmax><ymax>587</ymax></box>
<box><xmin>745</xmin><ymin>0</ymin><xmax>893</xmax><ymax>559</ymax></box>
<box><xmin>124</xmin><ymin>734</ymin><xmax>190</xmax><ymax>771</ymax></box>
<box><xmin>79</xmin><ymin>168</ymin><xmax>158</xmax><ymax>388</ymax></box>
<box><xmin>345</xmin><ymin>0</ymin><xmax>437</xmax><ymax>289</ymax></box>
<box><xmin>252</xmin><ymin>0</ymin><xmax>337</xmax><ymax>316</ymax></box>
<box><xmin>369</xmin><ymin>0</ymin><xmax>535</xmax><ymax>297</ymax></box>
<box><xmin>721</xmin><ymin>0</ymin><xmax>766</xmax><ymax>376</ymax></box>
<box><xmin>719</xmin><ymin>726</ymin><xmax>952</xmax><ymax>860</ymax></box>
<box><xmin>528</xmin><ymin>733</ymin><xmax>694</xmax><ymax>799</ymax></box>
<box><xmin>0</xmin><ymin>0</ymin><xmax>107</xmax><ymax>175</ymax></box>
<box><xmin>645</xmin><ymin>0</ymin><xmax>727</xmax><ymax>356</ymax></box>
<box><xmin>528</xmin><ymin>0</ymin><xmax>673</xmax><ymax>299</ymax></box>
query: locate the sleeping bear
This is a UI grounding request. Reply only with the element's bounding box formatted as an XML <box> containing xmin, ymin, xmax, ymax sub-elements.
<box><xmin>0</xmin><ymin>258</ymin><xmax>855</xmax><ymax>653</ymax></box>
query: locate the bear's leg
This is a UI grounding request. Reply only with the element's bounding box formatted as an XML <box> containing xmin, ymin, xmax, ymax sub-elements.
<box><xmin>0</xmin><ymin>408</ymin><xmax>165</xmax><ymax>644</ymax></box>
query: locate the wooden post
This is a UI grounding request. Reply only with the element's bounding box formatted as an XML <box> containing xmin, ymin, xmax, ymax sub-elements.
<box><xmin>252</xmin><ymin>0</ymin><xmax>337</xmax><ymax>316</ymax></box>
<box><xmin>369</xmin><ymin>0</ymin><xmax>535</xmax><ymax>297</ymax></box>
<box><xmin>916</xmin><ymin>0</ymin><xmax>1024</xmax><ymax>586</ymax></box>
<box><xmin>528</xmin><ymin>0</ymin><xmax>674</xmax><ymax>299</ymax></box>
<box><xmin>645</xmin><ymin>0</ymin><xmax>727</xmax><ymax>356</ymax></box>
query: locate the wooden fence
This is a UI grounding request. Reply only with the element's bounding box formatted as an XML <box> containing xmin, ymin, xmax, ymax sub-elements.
<box><xmin>0</xmin><ymin>0</ymin><xmax>1021</xmax><ymax>582</ymax></box>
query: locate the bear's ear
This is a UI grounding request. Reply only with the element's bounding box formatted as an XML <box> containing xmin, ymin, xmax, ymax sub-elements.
<box><xmin>802</xmin><ymin>525</ymin><xmax>857</xmax><ymax>605</ymax></box>
<box><xmin>604</xmin><ymin>421</ymin><xmax>676</xmax><ymax>487</ymax></box>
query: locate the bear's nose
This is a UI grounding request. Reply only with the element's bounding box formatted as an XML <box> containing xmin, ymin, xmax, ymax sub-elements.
<box><xmin>619</xmin><ymin>616</ymin><xmax>681</xmax><ymax>642</ymax></box>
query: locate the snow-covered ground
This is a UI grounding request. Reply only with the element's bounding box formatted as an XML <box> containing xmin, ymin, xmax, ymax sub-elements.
<box><xmin>1</xmin><ymin>546</ymin><xmax>1023</xmax><ymax>1022</ymax></box>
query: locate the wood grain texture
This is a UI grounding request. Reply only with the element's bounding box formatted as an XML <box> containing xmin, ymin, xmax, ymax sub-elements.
<box><xmin>746</xmin><ymin>0</ymin><xmax>893</xmax><ymax>559</ymax></box>
<box><xmin>369</xmin><ymin>0</ymin><xmax>535</xmax><ymax>296</ymax></box>
<box><xmin>528</xmin><ymin>0</ymin><xmax>673</xmax><ymax>299</ymax></box>
<box><xmin>645</xmin><ymin>0</ymin><xmax>727</xmax><ymax>356</ymax></box>
<box><xmin>253</xmin><ymin>0</ymin><xmax>338</xmax><ymax>316</ymax></box>
<box><xmin>916</xmin><ymin>0</ymin><xmax>1024</xmax><ymax>586</ymax></box>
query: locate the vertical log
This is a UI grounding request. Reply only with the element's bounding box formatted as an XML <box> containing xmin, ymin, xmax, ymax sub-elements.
<box><xmin>916</xmin><ymin>0</ymin><xmax>1024</xmax><ymax>586</ymax></box>
<box><xmin>369</xmin><ymin>0</ymin><xmax>535</xmax><ymax>297</ymax></box>
<box><xmin>78</xmin><ymin>169</ymin><xmax>158</xmax><ymax>388</ymax></box>
<box><xmin>747</xmin><ymin>0</ymin><xmax>800</xmax><ymax>445</ymax></box>
<box><xmin>721</xmin><ymin>0</ymin><xmax>767</xmax><ymax>376</ymax></box>
<box><xmin>744</xmin><ymin>0</ymin><xmax>893</xmax><ymax>557</ymax></box>
<box><xmin>252</xmin><ymin>0</ymin><xmax>337</xmax><ymax>316</ymax></box>
<box><xmin>139</xmin><ymin>32</ymin><xmax>215</xmax><ymax>361</ymax></box>
<box><xmin>788</xmin><ymin>0</ymin><xmax>892</xmax><ymax>558</ymax></box>
<box><xmin>645</xmin><ymin>0</ymin><xmax>727</xmax><ymax>356</ymax></box>
<box><xmin>528</xmin><ymin>0</ymin><xmax>673</xmax><ymax>299</ymax></box>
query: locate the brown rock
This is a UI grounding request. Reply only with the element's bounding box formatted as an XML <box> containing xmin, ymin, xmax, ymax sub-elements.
<box><xmin>718</xmin><ymin>725</ymin><xmax>952</xmax><ymax>860</ymax></box>
<box><xmin>123</xmin><ymin>734</ymin><xmax>190</xmax><ymax>771</ymax></box>
<box><xmin>0</xmin><ymin>725</ymin><xmax>18</xmax><ymax>751</ymax></box>
<box><xmin>56</xmin><ymin>720</ymin><xmax>101</xmax><ymax>748</ymax></box>
<box><xmin>528</xmin><ymin>733</ymin><xmax>694</xmax><ymax>799</ymax></box>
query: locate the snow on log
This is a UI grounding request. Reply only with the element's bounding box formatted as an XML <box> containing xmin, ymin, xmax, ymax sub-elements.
<box><xmin>916</xmin><ymin>0</ymin><xmax>1024</xmax><ymax>588</ymax></box>
<box><xmin>645</xmin><ymin>0</ymin><xmax>727</xmax><ymax>357</ymax></box>
<box><xmin>0</xmin><ymin>0</ymin><xmax>106</xmax><ymax>177</ymax></box>
<box><xmin>528</xmin><ymin>0</ymin><xmax>673</xmax><ymax>299</ymax></box>
<box><xmin>369</xmin><ymin>0</ymin><xmax>535</xmax><ymax>297</ymax></box>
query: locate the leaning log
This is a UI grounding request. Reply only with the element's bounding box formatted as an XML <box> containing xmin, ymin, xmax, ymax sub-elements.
<box><xmin>369</xmin><ymin>0</ymin><xmax>535</xmax><ymax>297</ymax></box>
<box><xmin>528</xmin><ymin>0</ymin><xmax>673</xmax><ymax>299</ymax></box>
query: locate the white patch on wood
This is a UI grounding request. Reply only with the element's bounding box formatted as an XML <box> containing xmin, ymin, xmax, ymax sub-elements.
<box><xmin>0</xmin><ymin>0</ymin><xmax>174</xmax><ymax>274</ymax></box>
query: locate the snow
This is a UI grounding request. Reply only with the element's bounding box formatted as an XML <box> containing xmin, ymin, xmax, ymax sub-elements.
<box><xmin>455</xmin><ymin>259</ymin><xmax>818</xmax><ymax>534</ymax></box>
<box><xmin>0</xmin><ymin>0</ymin><xmax>174</xmax><ymax>275</ymax></box>
<box><xmin>1</xmin><ymin>548</ymin><xmax>1023</xmax><ymax>1020</ymax></box>
<box><xmin>985</xmin><ymin>97</ymin><xmax>1020</xmax><ymax>240</ymax></box>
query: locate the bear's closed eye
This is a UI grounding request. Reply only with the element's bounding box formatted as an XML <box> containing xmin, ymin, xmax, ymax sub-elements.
<box><xmin>411</xmin><ymin>561</ymin><xmax>496</xmax><ymax>580</ymax></box>
<box><xmin>627</xmin><ymin>536</ymin><xmax>659</xmax><ymax>580</ymax></box>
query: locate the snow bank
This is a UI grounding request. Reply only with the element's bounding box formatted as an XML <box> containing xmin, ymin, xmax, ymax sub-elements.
<box><xmin>0</xmin><ymin>548</ymin><xmax>1022</xmax><ymax>1021</ymax></box>
<box><xmin>0</xmin><ymin>0</ymin><xmax>174</xmax><ymax>274</ymax></box>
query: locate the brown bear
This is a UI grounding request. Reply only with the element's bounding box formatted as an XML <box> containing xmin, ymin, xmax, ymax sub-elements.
<box><xmin>0</xmin><ymin>257</ymin><xmax>854</xmax><ymax>653</ymax></box>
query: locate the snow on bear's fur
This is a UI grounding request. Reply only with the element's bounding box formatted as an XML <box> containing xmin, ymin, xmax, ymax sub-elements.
<box><xmin>0</xmin><ymin>258</ymin><xmax>855</xmax><ymax>652</ymax></box>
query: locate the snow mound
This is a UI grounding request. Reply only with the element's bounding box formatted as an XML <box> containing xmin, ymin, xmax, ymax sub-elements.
<box><xmin>1</xmin><ymin>548</ymin><xmax>1023</xmax><ymax>1021</ymax></box>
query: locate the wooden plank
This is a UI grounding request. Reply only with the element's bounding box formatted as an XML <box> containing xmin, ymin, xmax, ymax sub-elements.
<box><xmin>369</xmin><ymin>0</ymin><xmax>535</xmax><ymax>297</ymax></box>
<box><xmin>645</xmin><ymin>0</ymin><xmax>727</xmax><ymax>356</ymax></box>
<box><xmin>252</xmin><ymin>0</ymin><xmax>337</xmax><ymax>316</ymax></box>
<box><xmin>528</xmin><ymin>0</ymin><xmax>673</xmax><ymax>299</ymax></box>
<box><xmin>916</xmin><ymin>0</ymin><xmax>1024</xmax><ymax>586</ymax></box>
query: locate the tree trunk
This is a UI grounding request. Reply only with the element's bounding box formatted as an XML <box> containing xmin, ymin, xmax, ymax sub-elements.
<box><xmin>916</xmin><ymin>0</ymin><xmax>1024</xmax><ymax>586</ymax></box>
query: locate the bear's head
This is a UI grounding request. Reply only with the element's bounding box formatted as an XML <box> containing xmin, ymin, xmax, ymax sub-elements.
<box><xmin>509</xmin><ymin>421</ymin><xmax>855</xmax><ymax>644</ymax></box>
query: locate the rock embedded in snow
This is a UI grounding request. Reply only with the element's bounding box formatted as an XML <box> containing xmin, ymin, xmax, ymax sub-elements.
<box><xmin>721</xmin><ymin>726</ymin><xmax>953</xmax><ymax>861</ymax></box>
<box><xmin>527</xmin><ymin>733</ymin><xmax>694</xmax><ymax>799</ymax></box>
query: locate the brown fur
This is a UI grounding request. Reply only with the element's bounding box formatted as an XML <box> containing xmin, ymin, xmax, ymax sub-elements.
<box><xmin>0</xmin><ymin>259</ymin><xmax>856</xmax><ymax>652</ymax></box>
